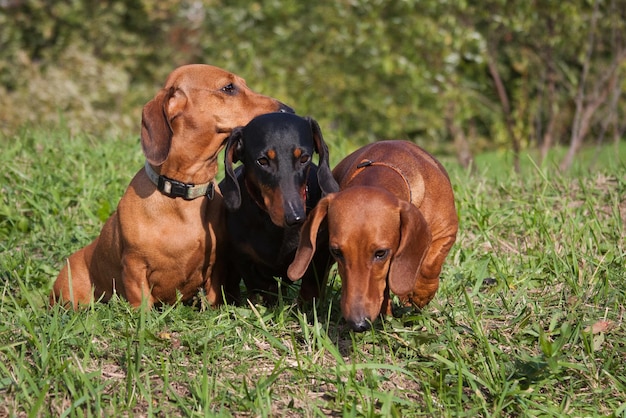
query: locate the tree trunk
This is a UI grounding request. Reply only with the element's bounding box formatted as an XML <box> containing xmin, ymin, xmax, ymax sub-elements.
<box><xmin>486</xmin><ymin>43</ymin><xmax>521</xmax><ymax>173</ymax></box>
<box><xmin>560</xmin><ymin>51</ymin><xmax>624</xmax><ymax>171</ymax></box>
<box><xmin>445</xmin><ymin>102</ymin><xmax>474</xmax><ymax>171</ymax></box>
<box><xmin>559</xmin><ymin>0</ymin><xmax>599</xmax><ymax>171</ymax></box>
<box><xmin>539</xmin><ymin>15</ymin><xmax>559</xmax><ymax>164</ymax></box>
<box><xmin>592</xmin><ymin>73</ymin><xmax>622</xmax><ymax>164</ymax></box>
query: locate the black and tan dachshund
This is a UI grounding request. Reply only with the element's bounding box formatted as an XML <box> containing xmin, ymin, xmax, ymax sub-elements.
<box><xmin>219</xmin><ymin>112</ymin><xmax>339</xmax><ymax>303</ymax></box>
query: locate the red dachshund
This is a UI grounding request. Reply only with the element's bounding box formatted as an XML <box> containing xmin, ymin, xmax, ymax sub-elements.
<box><xmin>51</xmin><ymin>64</ymin><xmax>292</xmax><ymax>309</ymax></box>
<box><xmin>288</xmin><ymin>140</ymin><xmax>458</xmax><ymax>331</ymax></box>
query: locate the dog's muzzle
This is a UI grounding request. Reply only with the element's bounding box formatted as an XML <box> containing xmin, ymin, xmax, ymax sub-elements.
<box><xmin>347</xmin><ymin>318</ymin><xmax>372</xmax><ymax>332</ymax></box>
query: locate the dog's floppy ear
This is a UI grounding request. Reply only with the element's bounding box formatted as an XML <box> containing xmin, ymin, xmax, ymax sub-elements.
<box><xmin>221</xmin><ymin>127</ymin><xmax>244</xmax><ymax>210</ymax></box>
<box><xmin>141</xmin><ymin>87</ymin><xmax>187</xmax><ymax>166</ymax></box>
<box><xmin>288</xmin><ymin>195</ymin><xmax>332</xmax><ymax>281</ymax></box>
<box><xmin>307</xmin><ymin>117</ymin><xmax>339</xmax><ymax>195</ymax></box>
<box><xmin>388</xmin><ymin>201</ymin><xmax>431</xmax><ymax>297</ymax></box>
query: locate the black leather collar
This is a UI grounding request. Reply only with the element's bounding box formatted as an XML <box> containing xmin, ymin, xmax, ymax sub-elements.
<box><xmin>144</xmin><ymin>161</ymin><xmax>214</xmax><ymax>200</ymax></box>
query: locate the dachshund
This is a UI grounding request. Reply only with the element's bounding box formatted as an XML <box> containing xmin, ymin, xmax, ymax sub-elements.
<box><xmin>219</xmin><ymin>112</ymin><xmax>339</xmax><ymax>303</ymax></box>
<box><xmin>51</xmin><ymin>64</ymin><xmax>292</xmax><ymax>309</ymax></box>
<box><xmin>288</xmin><ymin>140</ymin><xmax>458</xmax><ymax>331</ymax></box>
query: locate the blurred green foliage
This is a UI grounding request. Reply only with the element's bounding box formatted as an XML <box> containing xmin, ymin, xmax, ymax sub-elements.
<box><xmin>0</xmin><ymin>0</ymin><xmax>624</xmax><ymax>157</ymax></box>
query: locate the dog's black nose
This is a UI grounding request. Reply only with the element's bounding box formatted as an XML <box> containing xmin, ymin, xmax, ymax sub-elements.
<box><xmin>278</xmin><ymin>103</ymin><xmax>295</xmax><ymax>114</ymax></box>
<box><xmin>285</xmin><ymin>202</ymin><xmax>305</xmax><ymax>226</ymax></box>
<box><xmin>348</xmin><ymin>318</ymin><xmax>372</xmax><ymax>332</ymax></box>
<box><xmin>285</xmin><ymin>212</ymin><xmax>305</xmax><ymax>226</ymax></box>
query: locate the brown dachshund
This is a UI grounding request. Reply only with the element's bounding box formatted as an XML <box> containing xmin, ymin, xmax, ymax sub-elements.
<box><xmin>288</xmin><ymin>140</ymin><xmax>458</xmax><ymax>331</ymax></box>
<box><xmin>51</xmin><ymin>64</ymin><xmax>292</xmax><ymax>309</ymax></box>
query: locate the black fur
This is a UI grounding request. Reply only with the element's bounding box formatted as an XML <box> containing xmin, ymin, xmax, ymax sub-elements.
<box><xmin>219</xmin><ymin>112</ymin><xmax>338</xmax><ymax>302</ymax></box>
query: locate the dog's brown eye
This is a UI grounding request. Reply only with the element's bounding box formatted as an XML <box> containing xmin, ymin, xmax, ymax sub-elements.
<box><xmin>330</xmin><ymin>247</ymin><xmax>343</xmax><ymax>261</ymax></box>
<box><xmin>300</xmin><ymin>155</ymin><xmax>310</xmax><ymax>164</ymax></box>
<box><xmin>221</xmin><ymin>83</ymin><xmax>236</xmax><ymax>94</ymax></box>
<box><xmin>374</xmin><ymin>250</ymin><xmax>389</xmax><ymax>260</ymax></box>
<box><xmin>256</xmin><ymin>157</ymin><xmax>269</xmax><ymax>167</ymax></box>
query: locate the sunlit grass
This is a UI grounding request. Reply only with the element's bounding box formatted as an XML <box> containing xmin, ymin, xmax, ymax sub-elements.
<box><xmin>1</xmin><ymin>127</ymin><xmax>624</xmax><ymax>416</ymax></box>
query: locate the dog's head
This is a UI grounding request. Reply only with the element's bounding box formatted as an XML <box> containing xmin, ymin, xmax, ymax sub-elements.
<box><xmin>222</xmin><ymin>112</ymin><xmax>338</xmax><ymax>227</ymax></box>
<box><xmin>288</xmin><ymin>186</ymin><xmax>431</xmax><ymax>332</ymax></box>
<box><xmin>140</xmin><ymin>64</ymin><xmax>292</xmax><ymax>183</ymax></box>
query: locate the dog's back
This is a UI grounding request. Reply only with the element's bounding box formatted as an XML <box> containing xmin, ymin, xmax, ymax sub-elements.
<box><xmin>334</xmin><ymin>140</ymin><xmax>456</xmax><ymax>239</ymax></box>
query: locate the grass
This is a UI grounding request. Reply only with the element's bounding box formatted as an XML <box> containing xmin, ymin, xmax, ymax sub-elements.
<box><xmin>1</xmin><ymin>125</ymin><xmax>625</xmax><ymax>417</ymax></box>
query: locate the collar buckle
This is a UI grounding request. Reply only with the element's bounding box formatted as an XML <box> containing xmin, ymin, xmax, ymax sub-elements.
<box><xmin>158</xmin><ymin>176</ymin><xmax>192</xmax><ymax>199</ymax></box>
<box><xmin>145</xmin><ymin>161</ymin><xmax>214</xmax><ymax>200</ymax></box>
